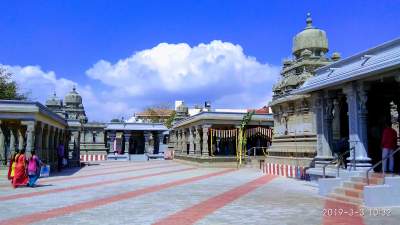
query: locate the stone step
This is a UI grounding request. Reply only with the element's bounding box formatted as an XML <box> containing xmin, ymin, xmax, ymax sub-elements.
<box><xmin>350</xmin><ymin>176</ymin><xmax>383</xmax><ymax>185</ymax></box>
<box><xmin>342</xmin><ymin>181</ymin><xmax>367</xmax><ymax>190</ymax></box>
<box><xmin>328</xmin><ymin>193</ymin><xmax>363</xmax><ymax>205</ymax></box>
<box><xmin>334</xmin><ymin>187</ymin><xmax>363</xmax><ymax>199</ymax></box>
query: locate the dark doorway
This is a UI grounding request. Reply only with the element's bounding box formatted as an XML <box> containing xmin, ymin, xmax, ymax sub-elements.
<box><xmin>367</xmin><ymin>78</ymin><xmax>400</xmax><ymax>173</ymax></box>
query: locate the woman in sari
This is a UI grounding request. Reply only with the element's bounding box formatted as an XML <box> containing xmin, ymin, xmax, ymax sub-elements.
<box><xmin>27</xmin><ymin>150</ymin><xmax>43</xmax><ymax>187</ymax></box>
<box><xmin>12</xmin><ymin>149</ymin><xmax>28</xmax><ymax>188</ymax></box>
<box><xmin>7</xmin><ymin>151</ymin><xmax>19</xmax><ymax>184</ymax></box>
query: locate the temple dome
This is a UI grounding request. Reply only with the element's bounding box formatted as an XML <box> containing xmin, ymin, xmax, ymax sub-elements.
<box><xmin>46</xmin><ymin>92</ymin><xmax>62</xmax><ymax>107</ymax></box>
<box><xmin>64</xmin><ymin>86</ymin><xmax>82</xmax><ymax>105</ymax></box>
<box><xmin>292</xmin><ymin>13</ymin><xmax>328</xmax><ymax>56</ymax></box>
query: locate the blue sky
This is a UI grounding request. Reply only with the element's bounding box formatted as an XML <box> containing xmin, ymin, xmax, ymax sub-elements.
<box><xmin>1</xmin><ymin>0</ymin><xmax>399</xmax><ymax>121</ymax></box>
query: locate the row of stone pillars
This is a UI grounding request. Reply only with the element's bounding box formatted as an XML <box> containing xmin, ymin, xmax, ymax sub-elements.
<box><xmin>171</xmin><ymin>125</ymin><xmax>211</xmax><ymax>157</ymax></box>
<box><xmin>106</xmin><ymin>131</ymin><xmax>163</xmax><ymax>155</ymax></box>
<box><xmin>313</xmin><ymin>82</ymin><xmax>371</xmax><ymax>168</ymax></box>
<box><xmin>0</xmin><ymin>120</ymin><xmax>67</xmax><ymax>167</ymax></box>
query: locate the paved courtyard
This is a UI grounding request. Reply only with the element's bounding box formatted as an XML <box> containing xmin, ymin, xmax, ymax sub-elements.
<box><xmin>0</xmin><ymin>161</ymin><xmax>399</xmax><ymax>225</ymax></box>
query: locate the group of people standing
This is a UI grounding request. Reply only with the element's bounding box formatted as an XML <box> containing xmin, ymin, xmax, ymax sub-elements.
<box><xmin>7</xmin><ymin>150</ymin><xmax>44</xmax><ymax>188</ymax></box>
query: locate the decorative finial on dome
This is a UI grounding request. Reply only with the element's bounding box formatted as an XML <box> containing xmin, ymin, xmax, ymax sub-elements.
<box><xmin>306</xmin><ymin>12</ymin><xmax>313</xmax><ymax>29</ymax></box>
<box><xmin>72</xmin><ymin>85</ymin><xmax>76</xmax><ymax>91</ymax></box>
<box><xmin>53</xmin><ymin>90</ymin><xmax>57</xmax><ymax>97</ymax></box>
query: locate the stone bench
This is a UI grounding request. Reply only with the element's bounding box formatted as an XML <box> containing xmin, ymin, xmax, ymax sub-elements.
<box><xmin>107</xmin><ymin>154</ymin><xmax>129</xmax><ymax>161</ymax></box>
<box><xmin>147</xmin><ymin>154</ymin><xmax>164</xmax><ymax>160</ymax></box>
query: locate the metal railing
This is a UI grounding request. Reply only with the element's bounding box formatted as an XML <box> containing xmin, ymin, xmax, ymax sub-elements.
<box><xmin>322</xmin><ymin>147</ymin><xmax>355</xmax><ymax>178</ymax></box>
<box><xmin>366</xmin><ymin>147</ymin><xmax>400</xmax><ymax>185</ymax></box>
<box><xmin>246</xmin><ymin>146</ymin><xmax>270</xmax><ymax>161</ymax></box>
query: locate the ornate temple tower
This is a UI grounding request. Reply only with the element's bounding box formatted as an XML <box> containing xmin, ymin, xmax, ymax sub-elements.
<box><xmin>63</xmin><ymin>87</ymin><xmax>88</xmax><ymax>123</ymax></box>
<box><xmin>268</xmin><ymin>13</ymin><xmax>340</xmax><ymax>167</ymax></box>
<box><xmin>45</xmin><ymin>92</ymin><xmax>66</xmax><ymax>118</ymax></box>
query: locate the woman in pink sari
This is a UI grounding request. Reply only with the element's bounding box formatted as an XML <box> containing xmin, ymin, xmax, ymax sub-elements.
<box><xmin>12</xmin><ymin>149</ymin><xmax>28</xmax><ymax>188</ymax></box>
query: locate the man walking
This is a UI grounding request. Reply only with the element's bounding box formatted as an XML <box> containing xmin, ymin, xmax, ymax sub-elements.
<box><xmin>381</xmin><ymin>122</ymin><xmax>398</xmax><ymax>173</ymax></box>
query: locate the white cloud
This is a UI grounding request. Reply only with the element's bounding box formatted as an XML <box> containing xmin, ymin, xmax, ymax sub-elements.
<box><xmin>1</xmin><ymin>64</ymin><xmax>116</xmax><ymax>121</ymax></box>
<box><xmin>86</xmin><ymin>40</ymin><xmax>280</xmax><ymax>107</ymax></box>
<box><xmin>2</xmin><ymin>40</ymin><xmax>280</xmax><ymax>121</ymax></box>
<box><xmin>2</xmin><ymin>64</ymin><xmax>76</xmax><ymax>102</ymax></box>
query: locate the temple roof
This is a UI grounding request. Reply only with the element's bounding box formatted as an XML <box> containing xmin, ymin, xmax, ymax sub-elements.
<box><xmin>294</xmin><ymin>38</ymin><xmax>400</xmax><ymax>94</ymax></box>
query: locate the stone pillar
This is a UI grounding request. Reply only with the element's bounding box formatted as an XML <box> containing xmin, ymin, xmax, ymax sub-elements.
<box><xmin>21</xmin><ymin>121</ymin><xmax>35</xmax><ymax>157</ymax></box>
<box><xmin>312</xmin><ymin>92</ymin><xmax>333</xmax><ymax>166</ymax></box>
<box><xmin>202</xmin><ymin>125</ymin><xmax>211</xmax><ymax>157</ymax></box>
<box><xmin>324</xmin><ymin>93</ymin><xmax>334</xmax><ymax>155</ymax></box>
<box><xmin>180</xmin><ymin>130</ymin><xmax>185</xmax><ymax>154</ymax></box>
<box><xmin>44</xmin><ymin>125</ymin><xmax>50</xmax><ymax>163</ymax></box>
<box><xmin>332</xmin><ymin>98</ymin><xmax>341</xmax><ymax>141</ymax></box>
<box><xmin>343</xmin><ymin>83</ymin><xmax>371</xmax><ymax>169</ymax></box>
<box><xmin>144</xmin><ymin>132</ymin><xmax>151</xmax><ymax>154</ymax></box>
<box><xmin>194</xmin><ymin>126</ymin><xmax>201</xmax><ymax>155</ymax></box>
<box><xmin>153</xmin><ymin>131</ymin><xmax>160</xmax><ymax>154</ymax></box>
<box><xmin>170</xmin><ymin>130</ymin><xmax>177</xmax><ymax>153</ymax></box>
<box><xmin>17</xmin><ymin>127</ymin><xmax>24</xmax><ymax>151</ymax></box>
<box><xmin>107</xmin><ymin>131</ymin><xmax>116</xmax><ymax>153</ymax></box>
<box><xmin>71</xmin><ymin>130</ymin><xmax>80</xmax><ymax>162</ymax></box>
<box><xmin>36</xmin><ymin>123</ymin><xmax>44</xmax><ymax>156</ymax></box>
<box><xmin>9</xmin><ymin>128</ymin><xmax>16</xmax><ymax>154</ymax></box>
<box><xmin>124</xmin><ymin>132</ymin><xmax>131</xmax><ymax>154</ymax></box>
<box><xmin>0</xmin><ymin>121</ymin><xmax>5</xmax><ymax>165</ymax></box>
<box><xmin>189</xmin><ymin>127</ymin><xmax>194</xmax><ymax>155</ymax></box>
<box><xmin>175</xmin><ymin>130</ymin><xmax>182</xmax><ymax>154</ymax></box>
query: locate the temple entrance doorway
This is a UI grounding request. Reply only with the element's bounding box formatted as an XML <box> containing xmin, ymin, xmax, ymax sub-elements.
<box><xmin>367</xmin><ymin>78</ymin><xmax>400</xmax><ymax>172</ymax></box>
<box><xmin>129</xmin><ymin>132</ymin><xmax>145</xmax><ymax>154</ymax></box>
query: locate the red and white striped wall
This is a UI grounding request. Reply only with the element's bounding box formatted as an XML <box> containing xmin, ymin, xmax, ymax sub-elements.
<box><xmin>80</xmin><ymin>154</ymin><xmax>107</xmax><ymax>162</ymax></box>
<box><xmin>261</xmin><ymin>162</ymin><xmax>307</xmax><ymax>179</ymax></box>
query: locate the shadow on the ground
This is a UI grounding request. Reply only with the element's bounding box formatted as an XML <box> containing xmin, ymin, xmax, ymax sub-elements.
<box><xmin>47</xmin><ymin>163</ymin><xmax>101</xmax><ymax>177</ymax></box>
<box><xmin>33</xmin><ymin>184</ymin><xmax>54</xmax><ymax>188</ymax></box>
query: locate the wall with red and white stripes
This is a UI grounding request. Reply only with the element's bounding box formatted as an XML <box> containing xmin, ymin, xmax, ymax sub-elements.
<box><xmin>261</xmin><ymin>162</ymin><xmax>308</xmax><ymax>180</ymax></box>
<box><xmin>80</xmin><ymin>154</ymin><xmax>107</xmax><ymax>162</ymax></box>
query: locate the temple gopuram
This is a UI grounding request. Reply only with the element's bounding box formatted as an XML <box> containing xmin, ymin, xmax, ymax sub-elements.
<box><xmin>268</xmin><ymin>13</ymin><xmax>341</xmax><ymax>169</ymax></box>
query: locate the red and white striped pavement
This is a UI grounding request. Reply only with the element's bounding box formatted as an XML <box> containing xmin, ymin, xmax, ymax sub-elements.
<box><xmin>0</xmin><ymin>161</ymin><xmax>397</xmax><ymax>225</ymax></box>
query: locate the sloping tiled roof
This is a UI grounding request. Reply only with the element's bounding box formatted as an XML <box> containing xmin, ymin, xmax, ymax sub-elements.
<box><xmin>136</xmin><ymin>109</ymin><xmax>173</xmax><ymax>117</ymax></box>
<box><xmin>294</xmin><ymin>38</ymin><xmax>400</xmax><ymax>94</ymax></box>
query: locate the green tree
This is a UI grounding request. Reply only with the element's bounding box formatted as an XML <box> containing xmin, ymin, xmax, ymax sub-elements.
<box><xmin>164</xmin><ymin>110</ymin><xmax>176</xmax><ymax>129</ymax></box>
<box><xmin>0</xmin><ymin>67</ymin><xmax>27</xmax><ymax>100</ymax></box>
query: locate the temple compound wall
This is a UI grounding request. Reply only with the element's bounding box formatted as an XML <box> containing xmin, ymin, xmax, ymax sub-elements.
<box><xmin>0</xmin><ymin>100</ymin><xmax>68</xmax><ymax>170</ymax></box>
